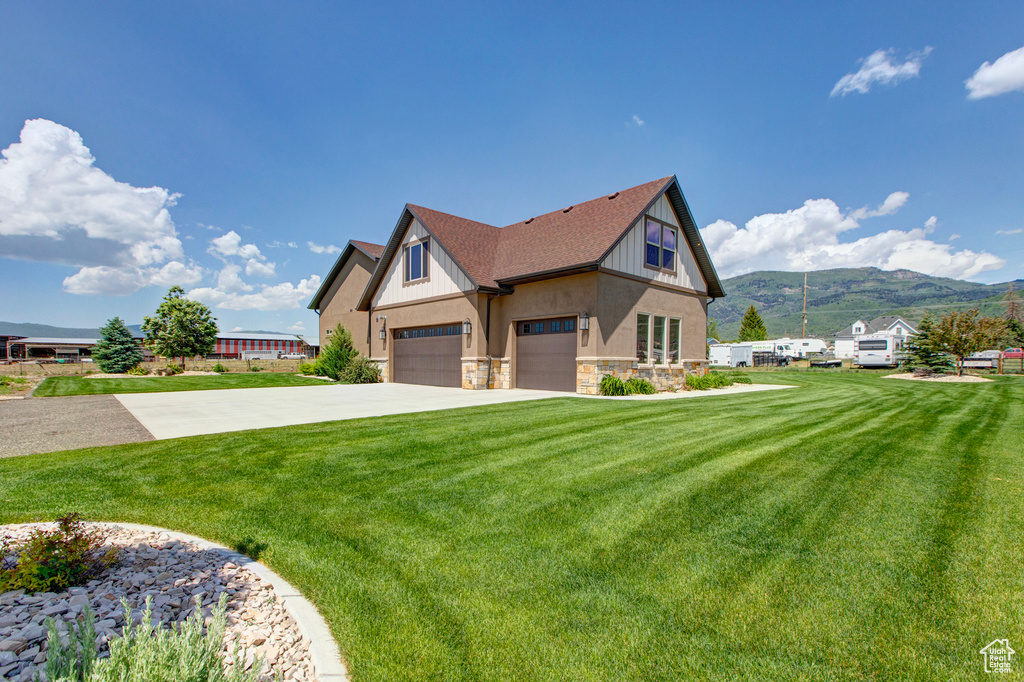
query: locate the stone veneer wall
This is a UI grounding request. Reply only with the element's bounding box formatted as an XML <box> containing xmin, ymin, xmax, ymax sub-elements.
<box><xmin>488</xmin><ymin>358</ymin><xmax>511</xmax><ymax>390</ymax></box>
<box><xmin>461</xmin><ymin>358</ymin><xmax>489</xmax><ymax>390</ymax></box>
<box><xmin>369</xmin><ymin>358</ymin><xmax>388</xmax><ymax>383</ymax></box>
<box><xmin>576</xmin><ymin>358</ymin><xmax>708</xmax><ymax>395</ymax></box>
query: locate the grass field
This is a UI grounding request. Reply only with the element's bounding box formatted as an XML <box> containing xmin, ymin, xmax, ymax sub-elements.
<box><xmin>33</xmin><ymin>372</ymin><xmax>330</xmax><ymax>396</ymax></box>
<box><xmin>2</xmin><ymin>373</ymin><xmax>1021</xmax><ymax>680</ymax></box>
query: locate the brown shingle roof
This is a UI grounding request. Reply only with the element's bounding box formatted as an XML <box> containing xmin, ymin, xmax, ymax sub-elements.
<box><xmin>350</xmin><ymin>240</ymin><xmax>385</xmax><ymax>260</ymax></box>
<box><xmin>354</xmin><ymin>176</ymin><xmax>725</xmax><ymax>310</ymax></box>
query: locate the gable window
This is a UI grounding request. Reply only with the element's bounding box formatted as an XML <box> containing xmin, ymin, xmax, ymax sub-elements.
<box><xmin>645</xmin><ymin>218</ymin><xmax>677</xmax><ymax>272</ymax></box>
<box><xmin>404</xmin><ymin>239</ymin><xmax>430</xmax><ymax>283</ymax></box>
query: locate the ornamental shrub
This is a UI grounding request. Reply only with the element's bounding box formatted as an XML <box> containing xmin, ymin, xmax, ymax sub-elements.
<box><xmin>600</xmin><ymin>375</ymin><xmax>627</xmax><ymax>396</ymax></box>
<box><xmin>624</xmin><ymin>377</ymin><xmax>656</xmax><ymax>395</ymax></box>
<box><xmin>297</xmin><ymin>362</ymin><xmax>317</xmax><ymax>376</ymax></box>
<box><xmin>314</xmin><ymin>324</ymin><xmax>357</xmax><ymax>380</ymax></box>
<box><xmin>126</xmin><ymin>365</ymin><xmax>149</xmax><ymax>376</ymax></box>
<box><xmin>213</xmin><ymin>363</ymin><xmax>229</xmax><ymax>373</ymax></box>
<box><xmin>686</xmin><ymin>371</ymin><xmax>735</xmax><ymax>391</ymax></box>
<box><xmin>0</xmin><ymin>513</ymin><xmax>120</xmax><ymax>593</ymax></box>
<box><xmin>44</xmin><ymin>593</ymin><xmax>263</xmax><ymax>682</ymax></box>
<box><xmin>340</xmin><ymin>356</ymin><xmax>382</xmax><ymax>384</ymax></box>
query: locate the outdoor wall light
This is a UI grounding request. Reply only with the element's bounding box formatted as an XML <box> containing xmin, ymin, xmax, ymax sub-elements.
<box><xmin>580</xmin><ymin>312</ymin><xmax>590</xmax><ymax>330</ymax></box>
<box><xmin>463</xmin><ymin>319</ymin><xmax>472</xmax><ymax>335</ymax></box>
<box><xmin>379</xmin><ymin>327</ymin><xmax>387</xmax><ymax>340</ymax></box>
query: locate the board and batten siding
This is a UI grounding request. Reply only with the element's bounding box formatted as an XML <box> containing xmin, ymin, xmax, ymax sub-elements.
<box><xmin>372</xmin><ymin>219</ymin><xmax>475</xmax><ymax>307</ymax></box>
<box><xmin>600</xmin><ymin>193</ymin><xmax>707</xmax><ymax>293</ymax></box>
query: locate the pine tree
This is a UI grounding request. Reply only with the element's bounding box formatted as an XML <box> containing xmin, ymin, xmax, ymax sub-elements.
<box><xmin>142</xmin><ymin>286</ymin><xmax>219</xmax><ymax>369</ymax></box>
<box><xmin>899</xmin><ymin>314</ymin><xmax>952</xmax><ymax>372</ymax></box>
<box><xmin>314</xmin><ymin>323</ymin><xmax>357</xmax><ymax>380</ymax></box>
<box><xmin>92</xmin><ymin>317</ymin><xmax>143</xmax><ymax>373</ymax></box>
<box><xmin>738</xmin><ymin>305</ymin><xmax>768</xmax><ymax>341</ymax></box>
<box><xmin>1005</xmin><ymin>283</ymin><xmax>1022</xmax><ymax>324</ymax></box>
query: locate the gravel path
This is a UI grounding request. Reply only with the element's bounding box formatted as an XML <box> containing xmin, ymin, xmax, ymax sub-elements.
<box><xmin>0</xmin><ymin>395</ymin><xmax>154</xmax><ymax>459</ymax></box>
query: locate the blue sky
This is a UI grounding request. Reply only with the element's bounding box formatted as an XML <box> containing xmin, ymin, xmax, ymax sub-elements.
<box><xmin>1</xmin><ymin>1</ymin><xmax>1022</xmax><ymax>334</ymax></box>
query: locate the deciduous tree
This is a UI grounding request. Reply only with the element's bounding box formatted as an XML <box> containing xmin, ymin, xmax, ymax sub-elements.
<box><xmin>92</xmin><ymin>317</ymin><xmax>144</xmax><ymax>374</ymax></box>
<box><xmin>141</xmin><ymin>286</ymin><xmax>219</xmax><ymax>369</ymax></box>
<box><xmin>931</xmin><ymin>309</ymin><xmax>1006</xmax><ymax>376</ymax></box>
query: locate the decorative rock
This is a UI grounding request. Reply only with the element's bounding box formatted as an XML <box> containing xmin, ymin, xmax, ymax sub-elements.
<box><xmin>0</xmin><ymin>523</ymin><xmax>319</xmax><ymax>681</ymax></box>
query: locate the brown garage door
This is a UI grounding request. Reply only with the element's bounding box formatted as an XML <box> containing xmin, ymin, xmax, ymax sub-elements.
<box><xmin>392</xmin><ymin>324</ymin><xmax>463</xmax><ymax>387</ymax></box>
<box><xmin>516</xmin><ymin>317</ymin><xmax>577</xmax><ymax>392</ymax></box>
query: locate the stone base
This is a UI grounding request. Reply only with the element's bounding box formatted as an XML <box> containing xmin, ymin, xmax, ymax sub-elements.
<box><xmin>576</xmin><ymin>359</ymin><xmax>708</xmax><ymax>395</ymax></box>
<box><xmin>488</xmin><ymin>358</ymin><xmax>511</xmax><ymax>389</ymax></box>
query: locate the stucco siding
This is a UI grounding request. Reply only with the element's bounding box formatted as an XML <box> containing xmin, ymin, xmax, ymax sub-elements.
<box><xmin>600</xmin><ymin>193</ymin><xmax>707</xmax><ymax>293</ymax></box>
<box><xmin>372</xmin><ymin>219</ymin><xmax>474</xmax><ymax>307</ymax></box>
<box><xmin>318</xmin><ymin>251</ymin><xmax>376</xmax><ymax>356</ymax></box>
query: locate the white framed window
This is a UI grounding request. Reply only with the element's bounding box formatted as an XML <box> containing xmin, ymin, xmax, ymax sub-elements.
<box><xmin>669</xmin><ymin>317</ymin><xmax>680</xmax><ymax>363</ymax></box>
<box><xmin>637</xmin><ymin>313</ymin><xmax>679</xmax><ymax>365</ymax></box>
<box><xmin>636</xmin><ymin>313</ymin><xmax>650</xmax><ymax>363</ymax></box>
<box><xmin>404</xmin><ymin>239</ymin><xmax>430</xmax><ymax>283</ymax></box>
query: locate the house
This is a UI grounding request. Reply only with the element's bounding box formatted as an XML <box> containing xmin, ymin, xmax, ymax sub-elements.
<box><xmin>308</xmin><ymin>176</ymin><xmax>725</xmax><ymax>394</ymax></box>
<box><xmin>834</xmin><ymin>315</ymin><xmax>918</xmax><ymax>359</ymax></box>
<box><xmin>307</xmin><ymin>240</ymin><xmax>386</xmax><ymax>356</ymax></box>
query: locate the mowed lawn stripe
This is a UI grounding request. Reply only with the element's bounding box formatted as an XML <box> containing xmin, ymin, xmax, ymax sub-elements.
<box><xmin>0</xmin><ymin>373</ymin><xmax>1021</xmax><ymax>681</ymax></box>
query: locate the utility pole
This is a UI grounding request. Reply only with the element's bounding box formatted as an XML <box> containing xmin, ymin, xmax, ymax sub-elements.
<box><xmin>802</xmin><ymin>272</ymin><xmax>808</xmax><ymax>338</ymax></box>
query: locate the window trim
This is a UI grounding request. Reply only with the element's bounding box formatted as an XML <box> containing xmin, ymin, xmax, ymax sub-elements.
<box><xmin>403</xmin><ymin>237</ymin><xmax>431</xmax><ymax>285</ymax></box>
<box><xmin>643</xmin><ymin>216</ymin><xmax>677</xmax><ymax>275</ymax></box>
<box><xmin>637</xmin><ymin>312</ymin><xmax>682</xmax><ymax>366</ymax></box>
<box><xmin>636</xmin><ymin>312</ymin><xmax>651</xmax><ymax>364</ymax></box>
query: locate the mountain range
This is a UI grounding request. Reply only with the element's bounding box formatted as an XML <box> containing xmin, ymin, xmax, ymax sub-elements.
<box><xmin>711</xmin><ymin>267</ymin><xmax>1022</xmax><ymax>340</ymax></box>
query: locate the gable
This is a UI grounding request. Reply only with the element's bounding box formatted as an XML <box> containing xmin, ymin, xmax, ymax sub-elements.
<box><xmin>371</xmin><ymin>218</ymin><xmax>474</xmax><ymax>307</ymax></box>
<box><xmin>599</xmin><ymin>192</ymin><xmax>707</xmax><ymax>293</ymax></box>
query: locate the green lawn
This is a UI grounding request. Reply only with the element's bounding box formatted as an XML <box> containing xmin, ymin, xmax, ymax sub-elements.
<box><xmin>2</xmin><ymin>373</ymin><xmax>1021</xmax><ymax>680</ymax></box>
<box><xmin>33</xmin><ymin>372</ymin><xmax>330</xmax><ymax>396</ymax></box>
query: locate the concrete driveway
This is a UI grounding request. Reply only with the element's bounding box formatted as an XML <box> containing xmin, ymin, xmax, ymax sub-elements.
<box><xmin>115</xmin><ymin>383</ymin><xmax>564</xmax><ymax>440</ymax></box>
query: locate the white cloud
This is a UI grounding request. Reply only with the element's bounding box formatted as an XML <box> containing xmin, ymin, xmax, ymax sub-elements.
<box><xmin>924</xmin><ymin>216</ymin><xmax>938</xmax><ymax>231</ymax></box>
<box><xmin>966</xmin><ymin>45</ymin><xmax>1024</xmax><ymax>99</ymax></box>
<box><xmin>849</xmin><ymin>191</ymin><xmax>909</xmax><ymax>220</ymax></box>
<box><xmin>949</xmin><ymin>233</ymin><xmax>960</xmax><ymax>241</ymax></box>
<box><xmin>215</xmin><ymin>264</ymin><xmax>252</xmax><ymax>294</ymax></box>
<box><xmin>831</xmin><ymin>48</ymin><xmax>932</xmax><ymax>97</ymax></box>
<box><xmin>267</xmin><ymin>240</ymin><xmax>299</xmax><ymax>249</ymax></box>
<box><xmin>0</xmin><ymin>118</ymin><xmax>190</xmax><ymax>294</ymax></box>
<box><xmin>231</xmin><ymin>326</ymin><xmax>243</xmax><ymax>332</ymax></box>
<box><xmin>147</xmin><ymin>260</ymin><xmax>204</xmax><ymax>288</ymax></box>
<box><xmin>287</xmin><ymin>321</ymin><xmax>305</xmax><ymax>332</ymax></box>
<box><xmin>245</xmin><ymin>259</ymin><xmax>276</xmax><ymax>277</ymax></box>
<box><xmin>188</xmin><ymin>274</ymin><xmax>322</xmax><ymax>311</ymax></box>
<box><xmin>700</xmin><ymin>193</ymin><xmax>1004</xmax><ymax>281</ymax></box>
<box><xmin>307</xmin><ymin>241</ymin><xmax>341</xmax><ymax>255</ymax></box>
<box><xmin>997</xmin><ymin>228</ymin><xmax>1022</xmax><ymax>235</ymax></box>
<box><xmin>631</xmin><ymin>115</ymin><xmax>645</xmax><ymax>127</ymax></box>
<box><xmin>209</xmin><ymin>230</ymin><xmax>264</xmax><ymax>260</ymax></box>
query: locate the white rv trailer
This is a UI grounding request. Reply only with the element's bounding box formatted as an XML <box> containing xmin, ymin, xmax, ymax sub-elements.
<box><xmin>777</xmin><ymin>338</ymin><xmax>828</xmax><ymax>358</ymax></box>
<box><xmin>708</xmin><ymin>343</ymin><xmax>754</xmax><ymax>368</ymax></box>
<box><xmin>748</xmin><ymin>340</ymin><xmax>799</xmax><ymax>358</ymax></box>
<box><xmin>853</xmin><ymin>334</ymin><xmax>900</xmax><ymax>367</ymax></box>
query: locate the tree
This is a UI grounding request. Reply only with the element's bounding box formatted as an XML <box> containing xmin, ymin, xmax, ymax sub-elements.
<box><xmin>92</xmin><ymin>317</ymin><xmax>143</xmax><ymax>373</ymax></box>
<box><xmin>738</xmin><ymin>305</ymin><xmax>768</xmax><ymax>341</ymax></box>
<box><xmin>706</xmin><ymin>317</ymin><xmax>720</xmax><ymax>342</ymax></box>
<box><xmin>315</xmin><ymin>323</ymin><xmax>357</xmax><ymax>380</ymax></box>
<box><xmin>899</xmin><ymin>314</ymin><xmax>952</xmax><ymax>373</ymax></box>
<box><xmin>931</xmin><ymin>309</ymin><xmax>1007</xmax><ymax>376</ymax></box>
<box><xmin>141</xmin><ymin>286</ymin><xmax>219</xmax><ymax>369</ymax></box>
<box><xmin>1005</xmin><ymin>283</ymin><xmax>1023</xmax><ymax>324</ymax></box>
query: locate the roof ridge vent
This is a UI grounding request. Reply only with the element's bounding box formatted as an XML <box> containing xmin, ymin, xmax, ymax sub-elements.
<box><xmin>524</xmin><ymin>218</ymin><xmax>534</xmax><ymax>224</ymax></box>
<box><xmin>563</xmin><ymin>205</ymin><xmax>574</xmax><ymax>213</ymax></box>
<box><xmin>607</xmin><ymin>192</ymin><xmax>619</xmax><ymax>200</ymax></box>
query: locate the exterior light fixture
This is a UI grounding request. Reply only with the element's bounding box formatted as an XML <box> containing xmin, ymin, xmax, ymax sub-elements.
<box><xmin>463</xmin><ymin>319</ymin><xmax>472</xmax><ymax>335</ymax></box>
<box><xmin>579</xmin><ymin>312</ymin><xmax>590</xmax><ymax>330</ymax></box>
<box><xmin>379</xmin><ymin>328</ymin><xmax>387</xmax><ymax>340</ymax></box>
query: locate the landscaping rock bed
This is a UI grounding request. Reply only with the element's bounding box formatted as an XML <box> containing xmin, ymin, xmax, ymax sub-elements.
<box><xmin>882</xmin><ymin>372</ymin><xmax>992</xmax><ymax>383</ymax></box>
<box><xmin>0</xmin><ymin>523</ymin><xmax>318</xmax><ymax>682</ymax></box>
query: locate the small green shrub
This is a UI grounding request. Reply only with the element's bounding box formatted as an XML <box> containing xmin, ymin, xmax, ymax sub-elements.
<box><xmin>686</xmin><ymin>371</ymin><xmax>735</xmax><ymax>391</ymax></box>
<box><xmin>731</xmin><ymin>374</ymin><xmax>752</xmax><ymax>384</ymax></box>
<box><xmin>45</xmin><ymin>593</ymin><xmax>263</xmax><ymax>682</ymax></box>
<box><xmin>126</xmin><ymin>365</ymin><xmax>148</xmax><ymax>376</ymax></box>
<box><xmin>0</xmin><ymin>513</ymin><xmax>120</xmax><ymax>593</ymax></box>
<box><xmin>624</xmin><ymin>377</ymin><xmax>656</xmax><ymax>395</ymax></box>
<box><xmin>213</xmin><ymin>363</ymin><xmax>229</xmax><ymax>373</ymax></box>
<box><xmin>340</xmin><ymin>356</ymin><xmax>382</xmax><ymax>384</ymax></box>
<box><xmin>600</xmin><ymin>375</ymin><xmax>627</xmax><ymax>396</ymax></box>
<box><xmin>298</xmin><ymin>362</ymin><xmax>317</xmax><ymax>376</ymax></box>
<box><xmin>163</xmin><ymin>364</ymin><xmax>183</xmax><ymax>376</ymax></box>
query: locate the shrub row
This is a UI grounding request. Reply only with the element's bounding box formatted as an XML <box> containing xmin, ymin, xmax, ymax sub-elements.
<box><xmin>599</xmin><ymin>375</ymin><xmax>657</xmax><ymax>396</ymax></box>
<box><xmin>685</xmin><ymin>371</ymin><xmax>751</xmax><ymax>390</ymax></box>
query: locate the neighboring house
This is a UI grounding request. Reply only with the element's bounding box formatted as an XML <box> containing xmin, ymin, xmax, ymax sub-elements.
<box><xmin>308</xmin><ymin>240</ymin><xmax>386</xmax><ymax>356</ymax></box>
<box><xmin>834</xmin><ymin>315</ymin><xmax>918</xmax><ymax>359</ymax></box>
<box><xmin>308</xmin><ymin>176</ymin><xmax>725</xmax><ymax>394</ymax></box>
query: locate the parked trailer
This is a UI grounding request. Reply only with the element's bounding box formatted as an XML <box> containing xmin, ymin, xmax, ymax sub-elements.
<box><xmin>748</xmin><ymin>340</ymin><xmax>800</xmax><ymax>359</ymax></box>
<box><xmin>708</xmin><ymin>343</ymin><xmax>754</xmax><ymax>368</ymax></box>
<box><xmin>853</xmin><ymin>335</ymin><xmax>900</xmax><ymax>368</ymax></box>
<box><xmin>778</xmin><ymin>338</ymin><xmax>828</xmax><ymax>358</ymax></box>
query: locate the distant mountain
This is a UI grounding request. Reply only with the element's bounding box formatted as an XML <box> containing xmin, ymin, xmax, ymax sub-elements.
<box><xmin>712</xmin><ymin>267</ymin><xmax>1022</xmax><ymax>340</ymax></box>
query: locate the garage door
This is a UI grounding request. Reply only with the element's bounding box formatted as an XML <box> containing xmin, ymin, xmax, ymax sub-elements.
<box><xmin>516</xmin><ymin>317</ymin><xmax>577</xmax><ymax>392</ymax></box>
<box><xmin>392</xmin><ymin>324</ymin><xmax>463</xmax><ymax>387</ymax></box>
